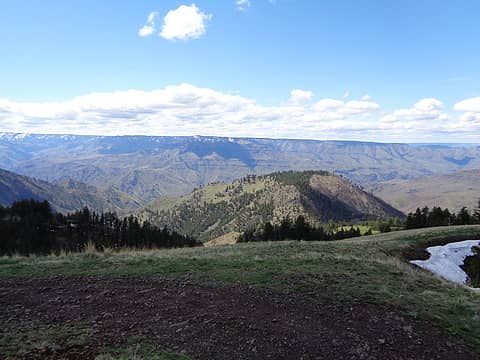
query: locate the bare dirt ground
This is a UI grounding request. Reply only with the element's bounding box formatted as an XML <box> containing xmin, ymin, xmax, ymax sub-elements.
<box><xmin>0</xmin><ymin>276</ymin><xmax>478</xmax><ymax>360</ymax></box>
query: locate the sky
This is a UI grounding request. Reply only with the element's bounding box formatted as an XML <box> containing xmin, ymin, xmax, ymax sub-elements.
<box><xmin>0</xmin><ymin>0</ymin><xmax>480</xmax><ymax>142</ymax></box>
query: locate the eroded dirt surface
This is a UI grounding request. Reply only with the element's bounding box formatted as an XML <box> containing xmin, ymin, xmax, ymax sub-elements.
<box><xmin>0</xmin><ymin>276</ymin><xmax>477</xmax><ymax>359</ymax></box>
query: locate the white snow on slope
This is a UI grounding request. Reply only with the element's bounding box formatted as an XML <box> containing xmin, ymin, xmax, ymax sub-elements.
<box><xmin>411</xmin><ymin>240</ymin><xmax>480</xmax><ymax>288</ymax></box>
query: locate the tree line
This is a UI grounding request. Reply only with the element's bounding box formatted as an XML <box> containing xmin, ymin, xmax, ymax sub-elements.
<box><xmin>405</xmin><ymin>203</ymin><xmax>480</xmax><ymax>229</ymax></box>
<box><xmin>239</xmin><ymin>202</ymin><xmax>480</xmax><ymax>243</ymax></box>
<box><xmin>0</xmin><ymin>200</ymin><xmax>201</xmax><ymax>256</ymax></box>
<box><xmin>238</xmin><ymin>215</ymin><xmax>363</xmax><ymax>242</ymax></box>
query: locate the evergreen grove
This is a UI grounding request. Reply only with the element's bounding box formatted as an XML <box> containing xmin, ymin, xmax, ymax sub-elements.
<box><xmin>239</xmin><ymin>201</ymin><xmax>480</xmax><ymax>243</ymax></box>
<box><xmin>238</xmin><ymin>215</ymin><xmax>366</xmax><ymax>243</ymax></box>
<box><xmin>0</xmin><ymin>200</ymin><xmax>201</xmax><ymax>256</ymax></box>
<box><xmin>405</xmin><ymin>203</ymin><xmax>480</xmax><ymax>229</ymax></box>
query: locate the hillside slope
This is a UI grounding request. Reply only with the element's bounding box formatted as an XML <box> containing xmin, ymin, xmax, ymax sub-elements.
<box><xmin>0</xmin><ymin>168</ymin><xmax>143</xmax><ymax>214</ymax></box>
<box><xmin>1</xmin><ymin>133</ymin><xmax>480</xmax><ymax>202</ymax></box>
<box><xmin>1</xmin><ymin>227</ymin><xmax>480</xmax><ymax>358</ymax></box>
<box><xmin>370</xmin><ymin>169</ymin><xmax>480</xmax><ymax>213</ymax></box>
<box><xmin>138</xmin><ymin>171</ymin><xmax>404</xmax><ymax>241</ymax></box>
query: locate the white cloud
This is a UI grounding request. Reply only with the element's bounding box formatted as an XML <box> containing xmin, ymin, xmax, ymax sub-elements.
<box><xmin>381</xmin><ymin>98</ymin><xmax>448</xmax><ymax>130</ymax></box>
<box><xmin>0</xmin><ymin>85</ymin><xmax>479</xmax><ymax>142</ymax></box>
<box><xmin>159</xmin><ymin>4</ymin><xmax>212</xmax><ymax>41</ymax></box>
<box><xmin>236</xmin><ymin>0</ymin><xmax>251</xmax><ymax>11</ymax></box>
<box><xmin>453</xmin><ymin>97</ymin><xmax>480</xmax><ymax>132</ymax></box>
<box><xmin>0</xmin><ymin>85</ymin><xmax>381</xmax><ymax>139</ymax></box>
<box><xmin>314</xmin><ymin>99</ymin><xmax>379</xmax><ymax>116</ymax></box>
<box><xmin>361</xmin><ymin>95</ymin><xmax>372</xmax><ymax>101</ymax></box>
<box><xmin>138</xmin><ymin>12</ymin><xmax>158</xmax><ymax>37</ymax></box>
<box><xmin>414</xmin><ymin>98</ymin><xmax>444</xmax><ymax>112</ymax></box>
<box><xmin>290</xmin><ymin>89</ymin><xmax>313</xmax><ymax>104</ymax></box>
<box><xmin>235</xmin><ymin>0</ymin><xmax>277</xmax><ymax>11</ymax></box>
<box><xmin>454</xmin><ymin>97</ymin><xmax>480</xmax><ymax>112</ymax></box>
<box><xmin>343</xmin><ymin>90</ymin><xmax>350</xmax><ymax>99</ymax></box>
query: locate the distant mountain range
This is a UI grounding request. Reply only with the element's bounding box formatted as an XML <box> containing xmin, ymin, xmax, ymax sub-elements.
<box><xmin>369</xmin><ymin>169</ymin><xmax>480</xmax><ymax>214</ymax></box>
<box><xmin>137</xmin><ymin>171</ymin><xmax>404</xmax><ymax>242</ymax></box>
<box><xmin>1</xmin><ymin>133</ymin><xmax>480</xmax><ymax>203</ymax></box>
<box><xmin>3</xmin><ymin>130</ymin><xmax>478</xmax><ymax>241</ymax></box>
<box><xmin>0</xmin><ymin>168</ymin><xmax>143</xmax><ymax>214</ymax></box>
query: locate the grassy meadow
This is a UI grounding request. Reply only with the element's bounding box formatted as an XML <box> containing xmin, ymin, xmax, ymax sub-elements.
<box><xmin>1</xmin><ymin>225</ymin><xmax>480</xmax><ymax>352</ymax></box>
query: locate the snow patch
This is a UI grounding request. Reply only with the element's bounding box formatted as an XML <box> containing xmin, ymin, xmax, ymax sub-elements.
<box><xmin>411</xmin><ymin>240</ymin><xmax>480</xmax><ymax>289</ymax></box>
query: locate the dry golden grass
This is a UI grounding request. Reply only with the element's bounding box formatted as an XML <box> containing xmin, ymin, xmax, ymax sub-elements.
<box><xmin>204</xmin><ymin>232</ymin><xmax>240</xmax><ymax>247</ymax></box>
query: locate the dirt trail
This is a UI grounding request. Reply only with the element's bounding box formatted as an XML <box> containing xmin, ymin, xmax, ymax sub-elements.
<box><xmin>0</xmin><ymin>276</ymin><xmax>477</xmax><ymax>359</ymax></box>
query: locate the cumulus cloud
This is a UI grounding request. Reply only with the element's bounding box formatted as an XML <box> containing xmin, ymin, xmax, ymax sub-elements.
<box><xmin>0</xmin><ymin>91</ymin><xmax>399</xmax><ymax>140</ymax></box>
<box><xmin>314</xmin><ymin>98</ymin><xmax>380</xmax><ymax>117</ymax></box>
<box><xmin>454</xmin><ymin>97</ymin><xmax>480</xmax><ymax>112</ymax></box>
<box><xmin>159</xmin><ymin>4</ymin><xmax>212</xmax><ymax>41</ymax></box>
<box><xmin>453</xmin><ymin>97</ymin><xmax>480</xmax><ymax>131</ymax></box>
<box><xmin>0</xmin><ymin>84</ymin><xmax>381</xmax><ymax>139</ymax></box>
<box><xmin>236</xmin><ymin>0</ymin><xmax>251</xmax><ymax>11</ymax></box>
<box><xmin>290</xmin><ymin>89</ymin><xmax>313</xmax><ymax>104</ymax></box>
<box><xmin>414</xmin><ymin>98</ymin><xmax>444</xmax><ymax>112</ymax></box>
<box><xmin>380</xmin><ymin>98</ymin><xmax>448</xmax><ymax>131</ymax></box>
<box><xmin>0</xmin><ymin>85</ymin><xmax>479</xmax><ymax>142</ymax></box>
<box><xmin>138</xmin><ymin>12</ymin><xmax>158</xmax><ymax>37</ymax></box>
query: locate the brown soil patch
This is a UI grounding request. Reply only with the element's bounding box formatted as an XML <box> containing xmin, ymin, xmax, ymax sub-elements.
<box><xmin>0</xmin><ymin>276</ymin><xmax>477</xmax><ymax>359</ymax></box>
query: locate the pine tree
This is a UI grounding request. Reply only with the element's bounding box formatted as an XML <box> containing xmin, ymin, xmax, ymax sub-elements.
<box><xmin>262</xmin><ymin>222</ymin><xmax>274</xmax><ymax>241</ymax></box>
<box><xmin>456</xmin><ymin>207</ymin><xmax>472</xmax><ymax>225</ymax></box>
<box><xmin>294</xmin><ymin>215</ymin><xmax>308</xmax><ymax>240</ymax></box>
<box><xmin>279</xmin><ymin>217</ymin><xmax>292</xmax><ymax>240</ymax></box>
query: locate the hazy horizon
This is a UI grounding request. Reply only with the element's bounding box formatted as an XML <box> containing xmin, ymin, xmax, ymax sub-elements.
<box><xmin>1</xmin><ymin>130</ymin><xmax>479</xmax><ymax>146</ymax></box>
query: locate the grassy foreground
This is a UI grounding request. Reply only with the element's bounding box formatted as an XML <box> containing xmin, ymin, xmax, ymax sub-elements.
<box><xmin>1</xmin><ymin>226</ymin><xmax>480</xmax><ymax>351</ymax></box>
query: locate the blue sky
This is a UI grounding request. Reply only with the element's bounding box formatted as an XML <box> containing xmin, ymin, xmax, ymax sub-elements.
<box><xmin>1</xmin><ymin>1</ymin><xmax>480</xmax><ymax>142</ymax></box>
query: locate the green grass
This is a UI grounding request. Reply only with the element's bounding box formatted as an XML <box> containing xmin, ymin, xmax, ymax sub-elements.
<box><xmin>336</xmin><ymin>224</ymin><xmax>379</xmax><ymax>235</ymax></box>
<box><xmin>0</xmin><ymin>325</ymin><xmax>189</xmax><ymax>360</ymax></box>
<box><xmin>0</xmin><ymin>325</ymin><xmax>91</xmax><ymax>358</ymax></box>
<box><xmin>2</xmin><ymin>225</ymin><xmax>480</xmax><ymax>351</ymax></box>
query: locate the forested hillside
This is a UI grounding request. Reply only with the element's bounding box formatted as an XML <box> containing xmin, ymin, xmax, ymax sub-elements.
<box><xmin>137</xmin><ymin>171</ymin><xmax>404</xmax><ymax>242</ymax></box>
